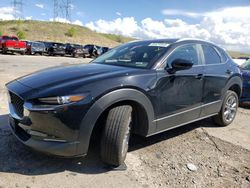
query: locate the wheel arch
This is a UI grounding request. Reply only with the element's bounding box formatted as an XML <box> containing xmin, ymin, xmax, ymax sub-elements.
<box><xmin>224</xmin><ymin>75</ymin><xmax>242</xmax><ymax>99</ymax></box>
<box><xmin>77</xmin><ymin>88</ymin><xmax>156</xmax><ymax>155</ymax></box>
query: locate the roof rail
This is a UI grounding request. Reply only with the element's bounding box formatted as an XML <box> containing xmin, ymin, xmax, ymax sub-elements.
<box><xmin>176</xmin><ymin>38</ymin><xmax>216</xmax><ymax>45</ymax></box>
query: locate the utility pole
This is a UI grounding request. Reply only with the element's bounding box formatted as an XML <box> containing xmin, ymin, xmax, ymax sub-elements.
<box><xmin>13</xmin><ymin>0</ymin><xmax>23</xmax><ymax>19</ymax></box>
<box><xmin>65</xmin><ymin>0</ymin><xmax>72</xmax><ymax>22</ymax></box>
<box><xmin>53</xmin><ymin>0</ymin><xmax>59</xmax><ymax>21</ymax></box>
<box><xmin>53</xmin><ymin>0</ymin><xmax>72</xmax><ymax>23</ymax></box>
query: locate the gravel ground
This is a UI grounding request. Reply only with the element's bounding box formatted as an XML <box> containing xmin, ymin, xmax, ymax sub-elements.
<box><xmin>0</xmin><ymin>54</ymin><xmax>249</xmax><ymax>188</ymax></box>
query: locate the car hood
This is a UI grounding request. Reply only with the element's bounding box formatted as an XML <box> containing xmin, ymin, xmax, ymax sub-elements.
<box><xmin>16</xmin><ymin>63</ymin><xmax>138</xmax><ymax>90</ymax></box>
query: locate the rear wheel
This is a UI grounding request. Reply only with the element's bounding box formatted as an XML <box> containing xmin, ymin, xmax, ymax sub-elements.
<box><xmin>213</xmin><ymin>90</ymin><xmax>238</xmax><ymax>126</ymax></box>
<box><xmin>100</xmin><ymin>105</ymin><xmax>132</xmax><ymax>166</ymax></box>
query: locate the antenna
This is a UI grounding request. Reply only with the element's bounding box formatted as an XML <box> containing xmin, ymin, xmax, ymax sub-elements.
<box><xmin>53</xmin><ymin>0</ymin><xmax>72</xmax><ymax>23</ymax></box>
<box><xmin>13</xmin><ymin>0</ymin><xmax>23</xmax><ymax>19</ymax></box>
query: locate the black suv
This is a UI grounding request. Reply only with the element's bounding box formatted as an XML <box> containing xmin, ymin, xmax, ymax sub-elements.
<box><xmin>47</xmin><ymin>42</ymin><xmax>66</xmax><ymax>56</ymax></box>
<box><xmin>65</xmin><ymin>43</ymin><xmax>89</xmax><ymax>58</ymax></box>
<box><xmin>83</xmin><ymin>44</ymin><xmax>101</xmax><ymax>57</ymax></box>
<box><xmin>6</xmin><ymin>39</ymin><xmax>242</xmax><ymax>167</ymax></box>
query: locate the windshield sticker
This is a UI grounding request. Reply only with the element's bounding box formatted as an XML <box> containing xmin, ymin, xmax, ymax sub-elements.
<box><xmin>148</xmin><ymin>43</ymin><xmax>170</xmax><ymax>47</ymax></box>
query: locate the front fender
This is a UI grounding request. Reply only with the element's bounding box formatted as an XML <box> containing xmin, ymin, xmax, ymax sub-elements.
<box><xmin>76</xmin><ymin>88</ymin><xmax>156</xmax><ymax>155</ymax></box>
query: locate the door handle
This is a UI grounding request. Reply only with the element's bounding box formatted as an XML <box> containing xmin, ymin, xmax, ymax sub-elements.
<box><xmin>195</xmin><ymin>74</ymin><xmax>203</xmax><ymax>80</ymax></box>
<box><xmin>226</xmin><ymin>69</ymin><xmax>233</xmax><ymax>75</ymax></box>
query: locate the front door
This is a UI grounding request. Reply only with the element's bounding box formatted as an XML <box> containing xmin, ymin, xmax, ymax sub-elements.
<box><xmin>155</xmin><ymin>44</ymin><xmax>204</xmax><ymax>132</ymax></box>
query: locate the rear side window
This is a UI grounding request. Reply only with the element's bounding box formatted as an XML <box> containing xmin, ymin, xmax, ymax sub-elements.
<box><xmin>202</xmin><ymin>45</ymin><xmax>221</xmax><ymax>65</ymax></box>
<box><xmin>167</xmin><ymin>44</ymin><xmax>199</xmax><ymax>66</ymax></box>
<box><xmin>216</xmin><ymin>47</ymin><xmax>229</xmax><ymax>63</ymax></box>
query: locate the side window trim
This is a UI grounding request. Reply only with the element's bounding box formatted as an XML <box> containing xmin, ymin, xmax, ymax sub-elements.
<box><xmin>215</xmin><ymin>47</ymin><xmax>229</xmax><ymax>64</ymax></box>
<box><xmin>201</xmin><ymin>44</ymin><xmax>226</xmax><ymax>66</ymax></box>
<box><xmin>165</xmin><ymin>43</ymin><xmax>201</xmax><ymax>68</ymax></box>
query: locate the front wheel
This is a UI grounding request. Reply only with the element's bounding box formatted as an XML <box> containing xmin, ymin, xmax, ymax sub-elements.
<box><xmin>100</xmin><ymin>105</ymin><xmax>132</xmax><ymax>166</ymax></box>
<box><xmin>213</xmin><ymin>90</ymin><xmax>238</xmax><ymax>126</ymax></box>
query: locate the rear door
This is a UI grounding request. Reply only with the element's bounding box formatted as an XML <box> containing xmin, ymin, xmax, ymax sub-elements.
<box><xmin>200</xmin><ymin>44</ymin><xmax>230</xmax><ymax>117</ymax></box>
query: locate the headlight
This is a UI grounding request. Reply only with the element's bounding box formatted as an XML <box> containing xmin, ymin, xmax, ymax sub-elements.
<box><xmin>38</xmin><ymin>95</ymin><xmax>85</xmax><ymax>105</ymax></box>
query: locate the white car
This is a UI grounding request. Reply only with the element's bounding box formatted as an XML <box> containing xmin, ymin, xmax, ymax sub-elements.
<box><xmin>233</xmin><ymin>58</ymin><xmax>247</xmax><ymax>66</ymax></box>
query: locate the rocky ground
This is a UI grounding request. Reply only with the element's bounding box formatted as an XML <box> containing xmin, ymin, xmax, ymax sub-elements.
<box><xmin>0</xmin><ymin>54</ymin><xmax>249</xmax><ymax>188</ymax></box>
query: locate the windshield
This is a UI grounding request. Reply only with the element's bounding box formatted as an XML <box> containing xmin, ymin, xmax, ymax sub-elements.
<box><xmin>241</xmin><ymin>59</ymin><xmax>250</xmax><ymax>70</ymax></box>
<box><xmin>92</xmin><ymin>41</ymin><xmax>171</xmax><ymax>69</ymax></box>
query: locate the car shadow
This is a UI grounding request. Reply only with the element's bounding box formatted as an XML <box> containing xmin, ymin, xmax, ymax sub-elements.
<box><xmin>0</xmin><ymin>113</ymin><xmax>217</xmax><ymax>176</ymax></box>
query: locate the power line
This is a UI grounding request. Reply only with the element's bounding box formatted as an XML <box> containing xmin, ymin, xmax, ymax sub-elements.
<box><xmin>12</xmin><ymin>0</ymin><xmax>23</xmax><ymax>19</ymax></box>
<box><xmin>53</xmin><ymin>0</ymin><xmax>72</xmax><ymax>23</ymax></box>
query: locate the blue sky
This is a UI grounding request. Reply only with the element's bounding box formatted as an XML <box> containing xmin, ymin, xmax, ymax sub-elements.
<box><xmin>0</xmin><ymin>0</ymin><xmax>250</xmax><ymax>52</ymax></box>
<box><xmin>1</xmin><ymin>0</ymin><xmax>249</xmax><ymax>23</ymax></box>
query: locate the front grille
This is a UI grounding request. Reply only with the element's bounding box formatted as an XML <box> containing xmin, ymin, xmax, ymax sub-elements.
<box><xmin>9</xmin><ymin>91</ymin><xmax>24</xmax><ymax>117</ymax></box>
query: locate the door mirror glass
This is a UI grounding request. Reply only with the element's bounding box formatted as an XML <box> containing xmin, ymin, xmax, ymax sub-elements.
<box><xmin>166</xmin><ymin>59</ymin><xmax>193</xmax><ymax>73</ymax></box>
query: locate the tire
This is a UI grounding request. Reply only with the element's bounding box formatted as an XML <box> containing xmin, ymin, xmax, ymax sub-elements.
<box><xmin>101</xmin><ymin>105</ymin><xmax>132</xmax><ymax>166</ymax></box>
<box><xmin>213</xmin><ymin>90</ymin><xmax>238</xmax><ymax>126</ymax></box>
<box><xmin>2</xmin><ymin>48</ymin><xmax>7</xmax><ymax>54</ymax></box>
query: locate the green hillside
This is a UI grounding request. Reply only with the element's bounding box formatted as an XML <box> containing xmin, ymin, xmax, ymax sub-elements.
<box><xmin>0</xmin><ymin>20</ymin><xmax>135</xmax><ymax>47</ymax></box>
<box><xmin>0</xmin><ymin>20</ymin><xmax>249</xmax><ymax>57</ymax></box>
<box><xmin>228</xmin><ymin>51</ymin><xmax>250</xmax><ymax>59</ymax></box>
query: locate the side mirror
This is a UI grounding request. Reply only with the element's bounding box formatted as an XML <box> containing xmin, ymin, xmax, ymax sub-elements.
<box><xmin>166</xmin><ymin>59</ymin><xmax>193</xmax><ymax>74</ymax></box>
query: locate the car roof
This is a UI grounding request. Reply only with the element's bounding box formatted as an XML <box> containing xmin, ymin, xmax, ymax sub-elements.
<box><xmin>130</xmin><ymin>38</ymin><xmax>217</xmax><ymax>47</ymax></box>
<box><xmin>130</xmin><ymin>38</ymin><xmax>179</xmax><ymax>44</ymax></box>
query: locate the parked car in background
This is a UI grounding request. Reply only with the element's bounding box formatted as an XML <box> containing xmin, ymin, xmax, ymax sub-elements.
<box><xmin>6</xmin><ymin>39</ymin><xmax>242</xmax><ymax>167</ymax></box>
<box><xmin>97</xmin><ymin>47</ymin><xmax>110</xmax><ymax>56</ymax></box>
<box><xmin>65</xmin><ymin>43</ymin><xmax>89</xmax><ymax>58</ymax></box>
<box><xmin>39</xmin><ymin>41</ymin><xmax>53</xmax><ymax>54</ymax></box>
<box><xmin>233</xmin><ymin>58</ymin><xmax>247</xmax><ymax>66</ymax></box>
<box><xmin>47</xmin><ymin>42</ymin><xmax>66</xmax><ymax>56</ymax></box>
<box><xmin>83</xmin><ymin>44</ymin><xmax>101</xmax><ymax>57</ymax></box>
<box><xmin>0</xmin><ymin>35</ymin><xmax>26</xmax><ymax>55</ymax></box>
<box><xmin>240</xmin><ymin>59</ymin><xmax>250</xmax><ymax>105</ymax></box>
<box><xmin>26</xmin><ymin>41</ymin><xmax>46</xmax><ymax>55</ymax></box>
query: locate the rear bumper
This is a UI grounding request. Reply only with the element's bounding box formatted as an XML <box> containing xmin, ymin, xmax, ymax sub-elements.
<box><xmin>52</xmin><ymin>51</ymin><xmax>65</xmax><ymax>55</ymax></box>
<box><xmin>4</xmin><ymin>47</ymin><xmax>26</xmax><ymax>52</ymax></box>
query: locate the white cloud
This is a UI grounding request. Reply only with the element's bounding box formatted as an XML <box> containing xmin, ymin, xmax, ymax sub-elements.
<box><xmin>162</xmin><ymin>9</ymin><xmax>201</xmax><ymax>18</ymax></box>
<box><xmin>72</xmin><ymin>20</ymin><xmax>83</xmax><ymax>26</ymax></box>
<box><xmin>86</xmin><ymin>17</ymin><xmax>139</xmax><ymax>37</ymax></box>
<box><xmin>0</xmin><ymin>7</ymin><xmax>15</xmax><ymax>20</ymax></box>
<box><xmin>49</xmin><ymin>17</ymin><xmax>83</xmax><ymax>26</ymax></box>
<box><xmin>25</xmin><ymin>16</ymin><xmax>32</xmax><ymax>20</ymax></box>
<box><xmin>116</xmin><ymin>12</ymin><xmax>122</xmax><ymax>16</ymax></box>
<box><xmin>85</xmin><ymin>6</ymin><xmax>250</xmax><ymax>52</ymax></box>
<box><xmin>41</xmin><ymin>13</ymin><xmax>46</xmax><ymax>16</ymax></box>
<box><xmin>50</xmin><ymin>17</ymin><xmax>70</xmax><ymax>23</ymax></box>
<box><xmin>35</xmin><ymin>4</ymin><xmax>44</xmax><ymax>9</ymax></box>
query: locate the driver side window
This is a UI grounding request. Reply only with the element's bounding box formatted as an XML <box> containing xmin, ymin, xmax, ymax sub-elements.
<box><xmin>167</xmin><ymin>44</ymin><xmax>199</xmax><ymax>67</ymax></box>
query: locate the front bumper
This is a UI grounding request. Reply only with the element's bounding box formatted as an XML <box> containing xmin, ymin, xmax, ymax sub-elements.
<box><xmin>6</xmin><ymin>90</ymin><xmax>90</xmax><ymax>157</ymax></box>
<box><xmin>9</xmin><ymin>115</ymin><xmax>82</xmax><ymax>157</ymax></box>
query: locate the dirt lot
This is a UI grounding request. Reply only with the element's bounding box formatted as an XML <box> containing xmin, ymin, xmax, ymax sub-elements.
<box><xmin>0</xmin><ymin>54</ymin><xmax>249</xmax><ymax>188</ymax></box>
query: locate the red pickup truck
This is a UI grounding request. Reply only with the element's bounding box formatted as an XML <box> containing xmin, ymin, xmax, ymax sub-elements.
<box><xmin>0</xmin><ymin>35</ymin><xmax>26</xmax><ymax>54</ymax></box>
